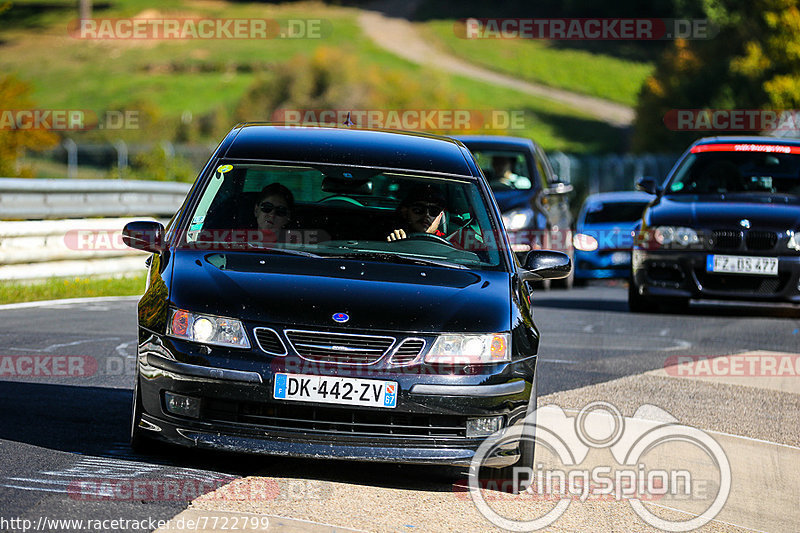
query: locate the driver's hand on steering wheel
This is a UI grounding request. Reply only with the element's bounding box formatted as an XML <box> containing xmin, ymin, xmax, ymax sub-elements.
<box><xmin>386</xmin><ymin>211</ymin><xmax>444</xmax><ymax>242</ymax></box>
<box><xmin>387</xmin><ymin>229</ymin><xmax>408</xmax><ymax>242</ymax></box>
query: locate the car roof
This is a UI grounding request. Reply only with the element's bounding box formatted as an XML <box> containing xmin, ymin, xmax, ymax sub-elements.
<box><xmin>454</xmin><ymin>135</ymin><xmax>537</xmax><ymax>151</ymax></box>
<box><xmin>692</xmin><ymin>136</ymin><xmax>800</xmax><ymax>147</ymax></box>
<box><xmin>582</xmin><ymin>191</ymin><xmax>655</xmax><ymax>205</ymax></box>
<box><xmin>221</xmin><ymin>124</ymin><xmax>475</xmax><ymax>176</ymax></box>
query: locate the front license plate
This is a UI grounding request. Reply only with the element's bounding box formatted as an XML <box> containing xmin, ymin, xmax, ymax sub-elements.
<box><xmin>610</xmin><ymin>251</ymin><xmax>629</xmax><ymax>265</ymax></box>
<box><xmin>706</xmin><ymin>255</ymin><xmax>778</xmax><ymax>276</ymax></box>
<box><xmin>273</xmin><ymin>373</ymin><xmax>398</xmax><ymax>408</ymax></box>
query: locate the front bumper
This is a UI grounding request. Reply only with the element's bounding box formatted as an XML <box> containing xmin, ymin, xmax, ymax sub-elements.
<box><xmin>632</xmin><ymin>249</ymin><xmax>800</xmax><ymax>303</ymax></box>
<box><xmin>574</xmin><ymin>249</ymin><xmax>631</xmax><ymax>280</ymax></box>
<box><xmin>135</xmin><ymin>335</ymin><xmax>536</xmax><ymax>467</ymax></box>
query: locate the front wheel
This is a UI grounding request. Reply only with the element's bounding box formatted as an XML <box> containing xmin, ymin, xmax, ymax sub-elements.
<box><xmin>478</xmin><ymin>432</ymin><xmax>535</xmax><ymax>494</ymax></box>
<box><xmin>130</xmin><ymin>378</ymin><xmax>158</xmax><ymax>454</ymax></box>
<box><xmin>478</xmin><ymin>373</ymin><xmax>537</xmax><ymax>494</ymax></box>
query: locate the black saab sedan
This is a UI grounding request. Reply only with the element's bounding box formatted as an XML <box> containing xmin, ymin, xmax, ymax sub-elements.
<box><xmin>122</xmin><ymin>124</ymin><xmax>570</xmax><ymax>477</ymax></box>
<box><xmin>630</xmin><ymin>136</ymin><xmax>800</xmax><ymax>312</ymax></box>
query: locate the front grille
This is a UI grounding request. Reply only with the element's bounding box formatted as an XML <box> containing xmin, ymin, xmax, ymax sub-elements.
<box><xmin>253</xmin><ymin>328</ymin><xmax>287</xmax><ymax>356</ymax></box>
<box><xmin>390</xmin><ymin>339</ymin><xmax>425</xmax><ymax>365</ymax></box>
<box><xmin>647</xmin><ymin>264</ymin><xmax>684</xmax><ymax>283</ymax></box>
<box><xmin>745</xmin><ymin>231</ymin><xmax>778</xmax><ymax>251</ymax></box>
<box><xmin>696</xmin><ymin>271</ymin><xmax>787</xmax><ymax>294</ymax></box>
<box><xmin>712</xmin><ymin>230</ymin><xmax>743</xmax><ymax>251</ymax></box>
<box><xmin>285</xmin><ymin>329</ymin><xmax>395</xmax><ymax>365</ymax></box>
<box><xmin>202</xmin><ymin>399</ymin><xmax>467</xmax><ymax>438</ymax></box>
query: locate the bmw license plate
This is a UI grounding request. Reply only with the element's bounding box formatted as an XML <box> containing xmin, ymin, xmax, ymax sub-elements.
<box><xmin>706</xmin><ymin>255</ymin><xmax>778</xmax><ymax>276</ymax></box>
<box><xmin>273</xmin><ymin>373</ymin><xmax>398</xmax><ymax>408</ymax></box>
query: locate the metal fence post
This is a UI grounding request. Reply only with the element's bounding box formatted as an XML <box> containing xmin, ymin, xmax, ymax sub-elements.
<box><xmin>62</xmin><ymin>138</ymin><xmax>78</xmax><ymax>178</ymax></box>
<box><xmin>113</xmin><ymin>140</ymin><xmax>128</xmax><ymax>176</ymax></box>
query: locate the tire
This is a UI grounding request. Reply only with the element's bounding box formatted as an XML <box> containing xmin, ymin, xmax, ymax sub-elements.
<box><xmin>130</xmin><ymin>378</ymin><xmax>158</xmax><ymax>454</ymax></box>
<box><xmin>478</xmin><ymin>374</ymin><xmax>537</xmax><ymax>494</ymax></box>
<box><xmin>478</xmin><ymin>432</ymin><xmax>535</xmax><ymax>494</ymax></box>
<box><xmin>628</xmin><ymin>278</ymin><xmax>657</xmax><ymax>313</ymax></box>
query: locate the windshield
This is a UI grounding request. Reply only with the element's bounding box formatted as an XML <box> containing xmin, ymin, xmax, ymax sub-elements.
<box><xmin>583</xmin><ymin>201</ymin><xmax>651</xmax><ymax>224</ymax></box>
<box><xmin>471</xmin><ymin>149</ymin><xmax>534</xmax><ymax>191</ymax></box>
<box><xmin>667</xmin><ymin>150</ymin><xmax>800</xmax><ymax>196</ymax></box>
<box><xmin>180</xmin><ymin>162</ymin><xmax>506</xmax><ymax>269</ymax></box>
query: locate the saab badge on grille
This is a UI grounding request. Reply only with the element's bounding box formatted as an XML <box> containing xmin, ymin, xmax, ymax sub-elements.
<box><xmin>332</xmin><ymin>312</ymin><xmax>349</xmax><ymax>323</ymax></box>
<box><xmin>740</xmin><ymin>219</ymin><xmax>751</xmax><ymax>228</ymax></box>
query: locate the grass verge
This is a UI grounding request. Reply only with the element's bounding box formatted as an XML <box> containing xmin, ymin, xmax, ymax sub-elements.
<box><xmin>419</xmin><ymin>20</ymin><xmax>653</xmax><ymax>107</ymax></box>
<box><xmin>1</xmin><ymin>0</ymin><xmax>628</xmax><ymax>153</ymax></box>
<box><xmin>0</xmin><ymin>274</ymin><xmax>146</xmax><ymax>305</ymax></box>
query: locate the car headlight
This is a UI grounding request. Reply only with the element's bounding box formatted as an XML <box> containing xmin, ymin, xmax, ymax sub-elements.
<box><xmin>654</xmin><ymin>226</ymin><xmax>699</xmax><ymax>246</ymax></box>
<box><xmin>167</xmin><ymin>308</ymin><xmax>250</xmax><ymax>348</ymax></box>
<box><xmin>425</xmin><ymin>333</ymin><xmax>510</xmax><ymax>364</ymax></box>
<box><xmin>502</xmin><ymin>209</ymin><xmax>532</xmax><ymax>231</ymax></box>
<box><xmin>787</xmin><ymin>231</ymin><xmax>800</xmax><ymax>251</ymax></box>
<box><xmin>573</xmin><ymin>233</ymin><xmax>599</xmax><ymax>252</ymax></box>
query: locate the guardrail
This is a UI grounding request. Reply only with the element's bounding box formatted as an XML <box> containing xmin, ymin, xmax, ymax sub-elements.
<box><xmin>0</xmin><ymin>178</ymin><xmax>191</xmax><ymax>281</ymax></box>
<box><xmin>0</xmin><ymin>178</ymin><xmax>191</xmax><ymax>220</ymax></box>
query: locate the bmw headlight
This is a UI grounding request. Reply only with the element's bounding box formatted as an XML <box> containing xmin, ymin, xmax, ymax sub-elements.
<box><xmin>425</xmin><ymin>333</ymin><xmax>510</xmax><ymax>364</ymax></box>
<box><xmin>654</xmin><ymin>226</ymin><xmax>699</xmax><ymax>247</ymax></box>
<box><xmin>788</xmin><ymin>231</ymin><xmax>800</xmax><ymax>251</ymax></box>
<box><xmin>502</xmin><ymin>209</ymin><xmax>533</xmax><ymax>231</ymax></box>
<box><xmin>573</xmin><ymin>233</ymin><xmax>599</xmax><ymax>252</ymax></box>
<box><xmin>167</xmin><ymin>309</ymin><xmax>250</xmax><ymax>348</ymax></box>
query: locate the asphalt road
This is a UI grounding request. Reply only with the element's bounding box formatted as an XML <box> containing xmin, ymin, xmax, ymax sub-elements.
<box><xmin>0</xmin><ymin>286</ymin><xmax>797</xmax><ymax>532</ymax></box>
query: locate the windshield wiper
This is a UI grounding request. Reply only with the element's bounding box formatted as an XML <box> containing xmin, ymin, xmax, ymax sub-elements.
<box><xmin>330</xmin><ymin>251</ymin><xmax>467</xmax><ymax>269</ymax></box>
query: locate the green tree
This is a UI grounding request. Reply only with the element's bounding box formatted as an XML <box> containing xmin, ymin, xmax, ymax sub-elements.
<box><xmin>0</xmin><ymin>75</ymin><xmax>58</xmax><ymax>177</ymax></box>
<box><xmin>633</xmin><ymin>0</ymin><xmax>800</xmax><ymax>151</ymax></box>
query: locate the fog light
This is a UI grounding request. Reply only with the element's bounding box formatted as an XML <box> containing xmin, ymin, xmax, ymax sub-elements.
<box><xmin>466</xmin><ymin>416</ymin><xmax>504</xmax><ymax>437</ymax></box>
<box><xmin>164</xmin><ymin>392</ymin><xmax>200</xmax><ymax>418</ymax></box>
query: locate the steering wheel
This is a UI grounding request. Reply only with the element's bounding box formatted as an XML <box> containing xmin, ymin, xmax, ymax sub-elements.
<box><xmin>405</xmin><ymin>232</ymin><xmax>456</xmax><ymax>247</ymax></box>
<box><xmin>318</xmin><ymin>195</ymin><xmax>364</xmax><ymax>207</ymax></box>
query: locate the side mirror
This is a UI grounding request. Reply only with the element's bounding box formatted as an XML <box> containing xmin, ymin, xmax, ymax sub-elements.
<box><xmin>636</xmin><ymin>176</ymin><xmax>660</xmax><ymax>195</ymax></box>
<box><xmin>543</xmin><ymin>181</ymin><xmax>574</xmax><ymax>195</ymax></box>
<box><xmin>522</xmin><ymin>250</ymin><xmax>572</xmax><ymax>280</ymax></box>
<box><xmin>122</xmin><ymin>221</ymin><xmax>165</xmax><ymax>253</ymax></box>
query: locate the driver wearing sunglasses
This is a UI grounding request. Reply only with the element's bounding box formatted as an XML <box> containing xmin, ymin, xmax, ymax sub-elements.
<box><xmin>386</xmin><ymin>185</ymin><xmax>447</xmax><ymax>242</ymax></box>
<box><xmin>253</xmin><ymin>183</ymin><xmax>294</xmax><ymax>236</ymax></box>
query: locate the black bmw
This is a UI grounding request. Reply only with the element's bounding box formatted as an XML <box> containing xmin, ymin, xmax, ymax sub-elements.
<box><xmin>122</xmin><ymin>124</ymin><xmax>570</xmax><ymax>476</ymax></box>
<box><xmin>630</xmin><ymin>136</ymin><xmax>800</xmax><ymax>312</ymax></box>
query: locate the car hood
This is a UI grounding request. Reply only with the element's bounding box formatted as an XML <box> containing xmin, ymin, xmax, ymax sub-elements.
<box><xmin>650</xmin><ymin>195</ymin><xmax>800</xmax><ymax>229</ymax></box>
<box><xmin>169</xmin><ymin>250</ymin><xmax>511</xmax><ymax>333</ymax></box>
<box><xmin>493</xmin><ymin>189</ymin><xmax>535</xmax><ymax>212</ymax></box>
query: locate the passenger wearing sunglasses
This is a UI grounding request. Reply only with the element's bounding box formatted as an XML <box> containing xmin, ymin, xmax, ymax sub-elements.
<box><xmin>253</xmin><ymin>183</ymin><xmax>294</xmax><ymax>239</ymax></box>
<box><xmin>386</xmin><ymin>185</ymin><xmax>447</xmax><ymax>242</ymax></box>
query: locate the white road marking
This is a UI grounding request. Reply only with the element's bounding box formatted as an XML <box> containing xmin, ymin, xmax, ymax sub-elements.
<box><xmin>5</xmin><ymin>337</ymin><xmax>121</xmax><ymax>353</ymax></box>
<box><xmin>115</xmin><ymin>341</ymin><xmax>134</xmax><ymax>358</ymax></box>
<box><xmin>0</xmin><ymin>295</ymin><xmax>139</xmax><ymax>311</ymax></box>
<box><xmin>641</xmin><ymin>501</ymin><xmax>771</xmax><ymax>533</ymax></box>
<box><xmin>1</xmin><ymin>455</ymin><xmax>234</xmax><ymax>496</ymax></box>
